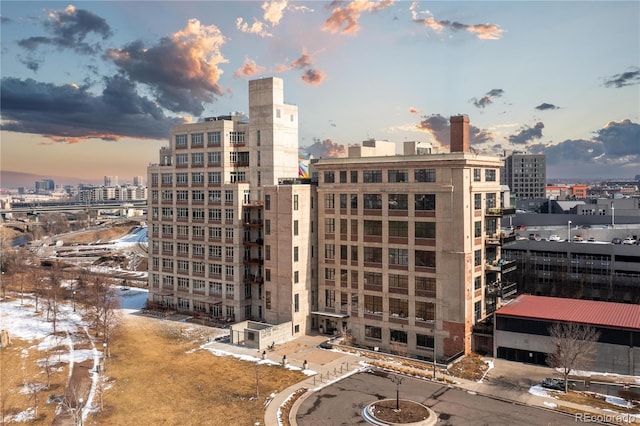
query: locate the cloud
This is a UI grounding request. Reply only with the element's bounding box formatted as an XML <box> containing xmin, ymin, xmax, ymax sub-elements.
<box><xmin>234</xmin><ymin>57</ymin><xmax>267</xmax><ymax>78</ymax></box>
<box><xmin>262</xmin><ymin>0</ymin><xmax>289</xmax><ymax>25</ymax></box>
<box><xmin>1</xmin><ymin>15</ymin><xmax>11</xmax><ymax>24</ymax></box>
<box><xmin>301</xmin><ymin>138</ymin><xmax>347</xmax><ymax>158</ymax></box>
<box><xmin>603</xmin><ymin>67</ymin><xmax>640</xmax><ymax>88</ymax></box>
<box><xmin>470</xmin><ymin>88</ymin><xmax>504</xmax><ymax>109</ymax></box>
<box><xmin>17</xmin><ymin>5</ymin><xmax>112</xmax><ymax>54</ymax></box>
<box><xmin>595</xmin><ymin>119</ymin><xmax>640</xmax><ymax>157</ymax></box>
<box><xmin>408</xmin><ymin>107</ymin><xmax>419</xmax><ymax>114</ymax></box>
<box><xmin>528</xmin><ymin>119</ymin><xmax>639</xmax><ymax>169</ymax></box>
<box><xmin>288</xmin><ymin>49</ymin><xmax>326</xmax><ymax>85</ymax></box>
<box><xmin>416</xmin><ymin>113</ymin><xmax>494</xmax><ymax>146</ymax></box>
<box><xmin>301</xmin><ymin>69</ymin><xmax>325</xmax><ymax>85</ymax></box>
<box><xmin>105</xmin><ymin>19</ymin><xmax>226</xmax><ymax>116</ymax></box>
<box><xmin>236</xmin><ymin>17</ymin><xmax>272</xmax><ymax>38</ymax></box>
<box><xmin>323</xmin><ymin>0</ymin><xmax>394</xmax><ymax>35</ymax></box>
<box><xmin>535</xmin><ymin>102</ymin><xmax>559</xmax><ymax>111</ymax></box>
<box><xmin>18</xmin><ymin>56</ymin><xmax>43</xmax><ymax>73</ymax></box>
<box><xmin>410</xmin><ymin>2</ymin><xmax>504</xmax><ymax>40</ymax></box>
<box><xmin>0</xmin><ymin>76</ymin><xmax>184</xmax><ymax>143</ymax></box>
<box><xmin>507</xmin><ymin>122</ymin><xmax>544</xmax><ymax>144</ymax></box>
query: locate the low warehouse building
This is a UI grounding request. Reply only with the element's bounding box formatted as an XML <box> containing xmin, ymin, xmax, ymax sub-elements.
<box><xmin>494</xmin><ymin>295</ymin><xmax>640</xmax><ymax>375</ymax></box>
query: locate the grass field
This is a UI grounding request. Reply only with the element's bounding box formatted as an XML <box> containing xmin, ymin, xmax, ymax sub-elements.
<box><xmin>90</xmin><ymin>316</ymin><xmax>305</xmax><ymax>426</ymax></box>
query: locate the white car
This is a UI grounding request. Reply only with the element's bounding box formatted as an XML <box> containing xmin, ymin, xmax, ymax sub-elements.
<box><xmin>622</xmin><ymin>237</ymin><xmax>637</xmax><ymax>245</ymax></box>
<box><xmin>548</xmin><ymin>235</ymin><xmax>561</xmax><ymax>242</ymax></box>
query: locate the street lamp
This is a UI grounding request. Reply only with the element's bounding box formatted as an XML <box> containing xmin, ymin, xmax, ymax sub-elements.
<box><xmin>390</xmin><ymin>375</ymin><xmax>404</xmax><ymax>410</ymax></box>
<box><xmin>103</xmin><ymin>342</ymin><xmax>108</xmax><ymax>371</ymax></box>
<box><xmin>78</xmin><ymin>397</ymin><xmax>84</xmax><ymax>426</ymax></box>
<box><xmin>73</xmin><ymin>290</ymin><xmax>77</xmax><ymax>312</ymax></box>
<box><xmin>611</xmin><ymin>202</ymin><xmax>615</xmax><ymax>229</ymax></box>
<box><xmin>567</xmin><ymin>220</ymin><xmax>572</xmax><ymax>242</ymax></box>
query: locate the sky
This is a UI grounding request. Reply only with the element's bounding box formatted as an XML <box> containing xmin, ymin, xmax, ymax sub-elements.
<box><xmin>1</xmin><ymin>1</ymin><xmax>639</xmax><ymax>183</ymax></box>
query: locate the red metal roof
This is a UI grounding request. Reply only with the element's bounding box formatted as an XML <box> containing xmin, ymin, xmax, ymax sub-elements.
<box><xmin>495</xmin><ymin>295</ymin><xmax>640</xmax><ymax>330</ymax></box>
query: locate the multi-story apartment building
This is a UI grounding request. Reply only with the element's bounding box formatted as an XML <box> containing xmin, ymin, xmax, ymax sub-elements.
<box><xmin>147</xmin><ymin>77</ymin><xmax>298</xmax><ymax>322</ymax></box>
<box><xmin>501</xmin><ymin>150</ymin><xmax>546</xmax><ymax>199</ymax></box>
<box><xmin>310</xmin><ymin>116</ymin><xmax>515</xmax><ymax>361</ymax></box>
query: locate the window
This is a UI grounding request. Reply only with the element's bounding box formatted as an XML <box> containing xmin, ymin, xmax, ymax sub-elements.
<box><xmin>388</xmin><ymin>194</ymin><xmax>408</xmax><ymax>210</ymax></box>
<box><xmin>230</xmin><ymin>131</ymin><xmax>245</xmax><ymax>144</ymax></box>
<box><xmin>177</xmin><ymin>190</ymin><xmax>188</xmax><ymax>202</ymax></box>
<box><xmin>415</xmin><ymin>222</ymin><xmax>435</xmax><ymax>239</ymax></box>
<box><xmin>474</xmin><ymin>276</ymin><xmax>482</xmax><ymax>290</ymax></box>
<box><xmin>209</xmin><ymin>245</ymin><xmax>222</xmax><ymax>258</ymax></box>
<box><xmin>415</xmin><ymin>169</ymin><xmax>436</xmax><ymax>182</ymax></box>
<box><xmin>265</xmin><ymin>291</ymin><xmax>271</xmax><ymax>309</ymax></box>
<box><xmin>225</xmin><ymin>228</ymin><xmax>234</xmax><ymax>239</ymax></box>
<box><xmin>192</xmin><ymin>172</ymin><xmax>204</xmax><ymax>184</ymax></box>
<box><xmin>208</xmin><ymin>172</ymin><xmax>221</xmax><ymax>184</ymax></box>
<box><xmin>265</xmin><ymin>245</ymin><xmax>270</xmax><ymax>261</ymax></box>
<box><xmin>294</xmin><ymin>246</ymin><xmax>299</xmax><ymax>262</ymax></box>
<box><xmin>225</xmin><ymin>190</ymin><xmax>234</xmax><ymax>203</ymax></box>
<box><xmin>225</xmin><ymin>209</ymin><xmax>234</xmax><ymax>221</ymax></box>
<box><xmin>415</xmin><ymin>301</ymin><xmax>435</xmax><ymax>321</ymax></box>
<box><xmin>339</xmin><ymin>171</ymin><xmax>347</xmax><ymax>183</ymax></box>
<box><xmin>363</xmin><ymin>247</ymin><xmax>382</xmax><ymax>263</ymax></box>
<box><xmin>485</xmin><ymin>169</ymin><xmax>496</xmax><ymax>182</ymax></box>
<box><xmin>389</xmin><ymin>248</ymin><xmax>409</xmax><ymax>266</ymax></box>
<box><xmin>225</xmin><ymin>246</ymin><xmax>234</xmax><ymax>259</ymax></box>
<box><xmin>193</xmin><ymin>262</ymin><xmax>205</xmax><ymax>274</ymax></box>
<box><xmin>339</xmin><ymin>194</ymin><xmax>347</xmax><ymax>209</ymax></box>
<box><xmin>416</xmin><ymin>334</ymin><xmax>434</xmax><ymax>348</ymax></box>
<box><xmin>208</xmin><ymin>152</ymin><xmax>221</xmax><ymax>165</ymax></box>
<box><xmin>350</xmin><ymin>170</ymin><xmax>358</xmax><ymax>183</ymax></box>
<box><xmin>294</xmin><ymin>271</ymin><xmax>299</xmax><ymax>283</ymax></box>
<box><xmin>207</xmin><ymin>131</ymin><xmax>221</xmax><ymax>145</ymax></box>
<box><xmin>325</xmin><ymin>290</ymin><xmax>335</xmax><ymax>308</ymax></box>
<box><xmin>265</xmin><ymin>269</ymin><xmax>271</xmax><ymax>282</ymax></box>
<box><xmin>230</xmin><ymin>172</ymin><xmax>246</xmax><ymax>183</ymax></box>
<box><xmin>176</xmin><ymin>208</ymin><xmax>188</xmax><ymax>219</ymax></box>
<box><xmin>175</xmin><ymin>173</ymin><xmax>187</xmax><ymax>184</ymax></box>
<box><xmin>225</xmin><ymin>265</ymin><xmax>234</xmax><ymax>277</ymax></box>
<box><xmin>151</xmin><ymin>174</ymin><xmax>159</xmax><ymax>185</ymax></box>
<box><xmin>340</xmin><ymin>245</ymin><xmax>347</xmax><ymax>261</ymax></box>
<box><xmin>193</xmin><ymin>226</ymin><xmax>205</xmax><ymax>238</ymax></box>
<box><xmin>209</xmin><ymin>208</ymin><xmax>222</xmax><ymax>221</ymax></box>
<box><xmin>191</xmin><ymin>133</ymin><xmax>203</xmax><ymax>146</ymax></box>
<box><xmin>363</xmin><ymin>170</ymin><xmax>382</xmax><ymax>183</ymax></box>
<box><xmin>324</xmin><ymin>171</ymin><xmax>335</xmax><ymax>183</ymax></box>
<box><xmin>340</xmin><ymin>219</ymin><xmax>347</xmax><ymax>236</ymax></box>
<box><xmin>363</xmin><ymin>194</ymin><xmax>382</xmax><ymax>209</ymax></box>
<box><xmin>324</xmin><ymin>193</ymin><xmax>335</xmax><ymax>209</ymax></box>
<box><xmin>177</xmin><ymin>225</ymin><xmax>189</xmax><ymax>238</ymax></box>
<box><xmin>192</xmin><ymin>190</ymin><xmax>204</xmax><ymax>202</ymax></box>
<box><xmin>325</xmin><ymin>218</ymin><xmax>335</xmax><ymax>233</ymax></box>
<box><xmin>365</xmin><ymin>326</ymin><xmax>382</xmax><ymax>339</ymax></box>
<box><xmin>415</xmin><ymin>250</ymin><xmax>436</xmax><ymax>268</ymax></box>
<box><xmin>474</xmin><ymin>249</ymin><xmax>482</xmax><ymax>266</ymax></box>
<box><xmin>193</xmin><ymin>244</ymin><xmax>205</xmax><ymax>257</ymax></box>
<box><xmin>473</xmin><ymin>168</ymin><xmax>481</xmax><ymax>182</ymax></box>
<box><xmin>351</xmin><ymin>220</ymin><xmax>358</xmax><ymax>237</ymax></box>
<box><xmin>293</xmin><ymin>220</ymin><xmax>299</xmax><ymax>236</ymax></box>
<box><xmin>325</xmin><ymin>244</ymin><xmax>335</xmax><ymax>260</ymax></box>
<box><xmin>265</xmin><ymin>195</ymin><xmax>270</xmax><ymax>210</ymax></box>
<box><xmin>364</xmin><ymin>220</ymin><xmax>382</xmax><ymax>236</ymax></box>
<box><xmin>293</xmin><ymin>194</ymin><xmax>299</xmax><ymax>210</ymax></box>
<box><xmin>388</xmin><ymin>169</ymin><xmax>408</xmax><ymax>183</ymax></box>
<box><xmin>162</xmin><ymin>190</ymin><xmax>173</xmax><ymax>201</ymax></box>
<box><xmin>474</xmin><ymin>221</ymin><xmax>482</xmax><ymax>238</ymax></box>
<box><xmin>162</xmin><ymin>173</ymin><xmax>174</xmax><ymax>185</ymax></box>
<box><xmin>294</xmin><ymin>294</ymin><xmax>299</xmax><ymax>312</ymax></box>
<box><xmin>265</xmin><ymin>219</ymin><xmax>271</xmax><ymax>235</ymax></box>
<box><xmin>351</xmin><ymin>246</ymin><xmax>358</xmax><ymax>261</ymax></box>
<box><xmin>209</xmin><ymin>226</ymin><xmax>222</xmax><ymax>239</ymax></box>
<box><xmin>474</xmin><ymin>194</ymin><xmax>482</xmax><ymax>210</ymax></box>
<box><xmin>364</xmin><ymin>295</ymin><xmax>382</xmax><ymax>315</ymax></box>
<box><xmin>208</xmin><ymin>190</ymin><xmax>221</xmax><ymax>203</ymax></box>
<box><xmin>351</xmin><ymin>194</ymin><xmax>358</xmax><ymax>209</ymax></box>
<box><xmin>389</xmin><ymin>274</ymin><xmax>408</xmax><ymax>289</ymax></box>
<box><xmin>389</xmin><ymin>221</ymin><xmax>408</xmax><ymax>237</ymax></box>
<box><xmin>324</xmin><ymin>268</ymin><xmax>335</xmax><ymax>280</ymax></box>
<box><xmin>415</xmin><ymin>194</ymin><xmax>435</xmax><ymax>211</ymax></box>
<box><xmin>175</xmin><ymin>134</ymin><xmax>187</xmax><ymax>147</ymax></box>
<box><xmin>176</xmin><ymin>153</ymin><xmax>188</xmax><ymax>165</ymax></box>
<box><xmin>225</xmin><ymin>283</ymin><xmax>234</xmax><ymax>297</ymax></box>
<box><xmin>177</xmin><ymin>259</ymin><xmax>188</xmax><ymax>272</ymax></box>
<box><xmin>416</xmin><ymin>277</ymin><xmax>436</xmax><ymax>295</ymax></box>
<box><xmin>191</xmin><ymin>152</ymin><xmax>204</xmax><ymax>165</ymax></box>
<box><xmin>486</xmin><ymin>193</ymin><xmax>497</xmax><ymax>209</ymax></box>
<box><xmin>364</xmin><ymin>271</ymin><xmax>382</xmax><ymax>286</ymax></box>
<box><xmin>192</xmin><ymin>208</ymin><xmax>205</xmax><ymax>220</ymax></box>
<box><xmin>390</xmin><ymin>329</ymin><xmax>408</xmax><ymax>344</ymax></box>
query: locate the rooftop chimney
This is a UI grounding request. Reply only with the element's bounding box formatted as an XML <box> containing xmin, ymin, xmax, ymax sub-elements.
<box><xmin>450</xmin><ymin>115</ymin><xmax>470</xmax><ymax>153</ymax></box>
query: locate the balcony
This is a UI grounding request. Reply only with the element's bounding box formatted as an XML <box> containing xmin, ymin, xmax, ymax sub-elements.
<box><xmin>243</xmin><ymin>238</ymin><xmax>264</xmax><ymax>246</ymax></box>
<box><xmin>485</xmin><ymin>233</ymin><xmax>517</xmax><ymax>246</ymax></box>
<box><xmin>485</xmin><ymin>281</ymin><xmax>517</xmax><ymax>299</ymax></box>
<box><xmin>485</xmin><ymin>207</ymin><xmax>516</xmax><ymax>217</ymax></box>
<box><xmin>485</xmin><ymin>258</ymin><xmax>517</xmax><ymax>273</ymax></box>
<box><xmin>243</xmin><ymin>257</ymin><xmax>263</xmax><ymax>266</ymax></box>
<box><xmin>243</xmin><ymin>219</ymin><xmax>263</xmax><ymax>228</ymax></box>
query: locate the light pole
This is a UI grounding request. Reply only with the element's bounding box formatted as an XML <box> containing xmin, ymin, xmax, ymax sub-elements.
<box><xmin>567</xmin><ymin>220</ymin><xmax>572</xmax><ymax>242</ymax></box>
<box><xmin>72</xmin><ymin>290</ymin><xmax>76</xmax><ymax>312</ymax></box>
<box><xmin>390</xmin><ymin>375</ymin><xmax>404</xmax><ymax>410</ymax></box>
<box><xmin>103</xmin><ymin>342</ymin><xmax>108</xmax><ymax>371</ymax></box>
<box><xmin>78</xmin><ymin>397</ymin><xmax>84</xmax><ymax>426</ymax></box>
<box><xmin>611</xmin><ymin>202</ymin><xmax>615</xmax><ymax>229</ymax></box>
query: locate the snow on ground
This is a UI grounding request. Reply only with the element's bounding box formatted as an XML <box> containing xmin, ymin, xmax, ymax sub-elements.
<box><xmin>0</xmin><ymin>298</ymin><xmax>83</xmax><ymax>341</ymax></box>
<box><xmin>478</xmin><ymin>359</ymin><xmax>494</xmax><ymax>383</ymax></box>
<box><xmin>605</xmin><ymin>395</ymin><xmax>634</xmax><ymax>409</ymax></box>
<box><xmin>529</xmin><ymin>385</ymin><xmax>553</xmax><ymax>398</ymax></box>
<box><xmin>110</xmin><ymin>226</ymin><xmax>147</xmax><ymax>248</ymax></box>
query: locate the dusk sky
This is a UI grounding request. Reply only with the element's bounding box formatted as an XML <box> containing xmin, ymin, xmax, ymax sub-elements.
<box><xmin>1</xmin><ymin>1</ymin><xmax>639</xmax><ymax>183</ymax></box>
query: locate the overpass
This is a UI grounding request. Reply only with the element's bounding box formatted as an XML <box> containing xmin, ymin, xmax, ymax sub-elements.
<box><xmin>1</xmin><ymin>200</ymin><xmax>147</xmax><ymax>215</ymax></box>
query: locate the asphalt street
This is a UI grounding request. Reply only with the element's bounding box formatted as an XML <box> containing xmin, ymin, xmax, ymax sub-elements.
<box><xmin>295</xmin><ymin>370</ymin><xmax>593</xmax><ymax>426</ymax></box>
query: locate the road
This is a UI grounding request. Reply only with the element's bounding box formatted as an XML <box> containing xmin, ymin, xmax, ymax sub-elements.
<box><xmin>296</xmin><ymin>370</ymin><xmax>595</xmax><ymax>426</ymax></box>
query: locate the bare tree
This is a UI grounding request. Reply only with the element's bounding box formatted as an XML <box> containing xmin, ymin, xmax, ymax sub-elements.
<box><xmin>85</xmin><ymin>276</ymin><xmax>120</xmax><ymax>341</ymax></box>
<box><xmin>59</xmin><ymin>381</ymin><xmax>86</xmax><ymax>426</ymax></box>
<box><xmin>546</xmin><ymin>322</ymin><xmax>600</xmax><ymax>393</ymax></box>
<box><xmin>44</xmin><ymin>266</ymin><xmax>63</xmax><ymax>333</ymax></box>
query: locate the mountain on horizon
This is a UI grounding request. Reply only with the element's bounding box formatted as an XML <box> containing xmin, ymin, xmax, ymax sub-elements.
<box><xmin>1</xmin><ymin>170</ymin><xmax>102</xmax><ymax>189</ymax></box>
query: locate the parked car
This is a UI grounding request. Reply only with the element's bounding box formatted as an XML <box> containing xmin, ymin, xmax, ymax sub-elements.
<box><xmin>529</xmin><ymin>233</ymin><xmax>541</xmax><ymax>241</ymax></box>
<box><xmin>541</xmin><ymin>378</ymin><xmax>575</xmax><ymax>391</ymax></box>
<box><xmin>622</xmin><ymin>237</ymin><xmax>637</xmax><ymax>245</ymax></box>
<box><xmin>548</xmin><ymin>235</ymin><xmax>561</xmax><ymax>242</ymax></box>
<box><xmin>612</xmin><ymin>238</ymin><xmax>623</xmax><ymax>244</ymax></box>
<box><xmin>587</xmin><ymin>237</ymin><xmax>596</xmax><ymax>242</ymax></box>
<box><xmin>572</xmin><ymin>235</ymin><xmax>584</xmax><ymax>242</ymax></box>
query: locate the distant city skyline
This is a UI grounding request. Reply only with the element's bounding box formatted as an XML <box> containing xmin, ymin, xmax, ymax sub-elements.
<box><xmin>1</xmin><ymin>1</ymin><xmax>638</xmax><ymax>180</ymax></box>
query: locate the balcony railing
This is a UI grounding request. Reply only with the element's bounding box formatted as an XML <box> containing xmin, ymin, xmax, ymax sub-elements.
<box><xmin>485</xmin><ymin>207</ymin><xmax>516</xmax><ymax>217</ymax></box>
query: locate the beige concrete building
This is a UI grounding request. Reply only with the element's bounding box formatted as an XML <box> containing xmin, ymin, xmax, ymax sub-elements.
<box><xmin>310</xmin><ymin>116</ymin><xmax>513</xmax><ymax>361</ymax></box>
<box><xmin>147</xmin><ymin>77</ymin><xmax>298</xmax><ymax>323</ymax></box>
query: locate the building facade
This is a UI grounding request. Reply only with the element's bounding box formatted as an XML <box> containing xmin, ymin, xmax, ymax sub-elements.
<box><xmin>310</xmin><ymin>116</ymin><xmax>514</xmax><ymax>361</ymax></box>
<box><xmin>501</xmin><ymin>151</ymin><xmax>546</xmax><ymax>199</ymax></box>
<box><xmin>146</xmin><ymin>77</ymin><xmax>298</xmax><ymax>323</ymax></box>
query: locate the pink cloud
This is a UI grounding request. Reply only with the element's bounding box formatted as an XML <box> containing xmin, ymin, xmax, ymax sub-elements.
<box><xmin>323</xmin><ymin>0</ymin><xmax>394</xmax><ymax>35</ymax></box>
<box><xmin>234</xmin><ymin>57</ymin><xmax>266</xmax><ymax>78</ymax></box>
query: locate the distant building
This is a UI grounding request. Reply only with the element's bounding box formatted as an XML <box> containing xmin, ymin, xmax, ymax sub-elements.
<box><xmin>501</xmin><ymin>151</ymin><xmax>546</xmax><ymax>199</ymax></box>
<box><xmin>104</xmin><ymin>176</ymin><xmax>119</xmax><ymax>187</ymax></box>
<box><xmin>494</xmin><ymin>295</ymin><xmax>640</xmax><ymax>375</ymax></box>
<box><xmin>133</xmin><ymin>176</ymin><xmax>144</xmax><ymax>186</ymax></box>
<box><xmin>35</xmin><ymin>179</ymin><xmax>55</xmax><ymax>194</ymax></box>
